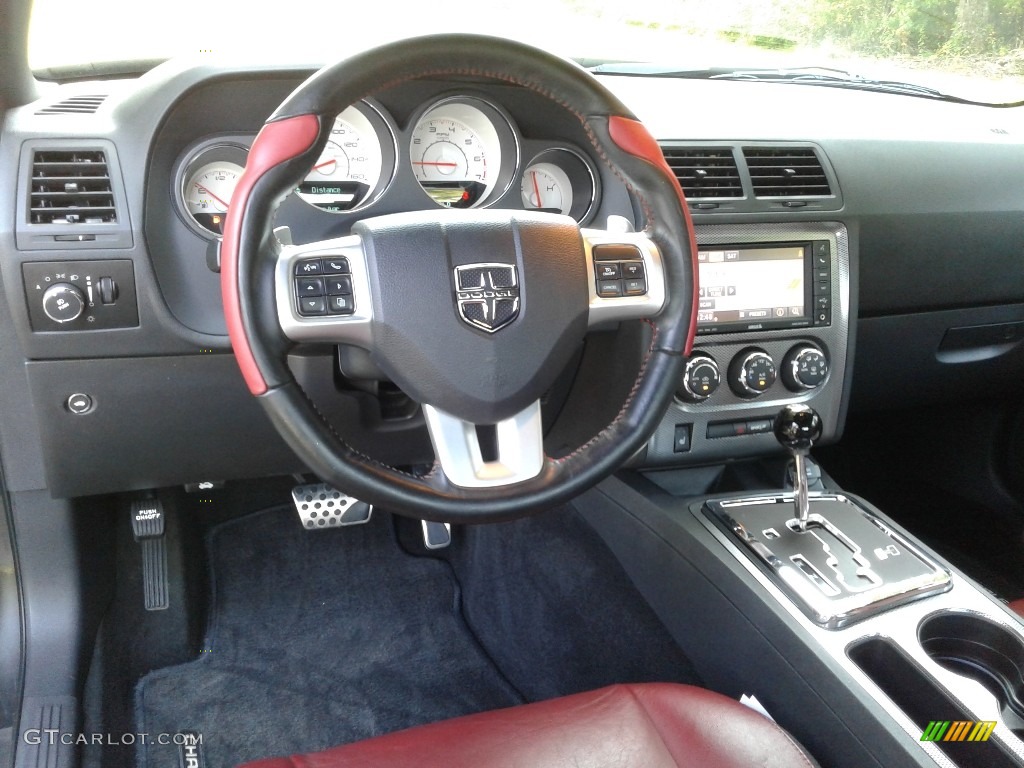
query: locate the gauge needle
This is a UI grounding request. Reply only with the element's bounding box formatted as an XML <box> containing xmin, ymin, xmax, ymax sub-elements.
<box><xmin>196</xmin><ymin>184</ymin><xmax>231</xmax><ymax>209</ymax></box>
<box><xmin>311</xmin><ymin>159</ymin><xmax>336</xmax><ymax>172</ymax></box>
<box><xmin>531</xmin><ymin>172</ymin><xmax>542</xmax><ymax>208</ymax></box>
<box><xmin>413</xmin><ymin>161</ymin><xmax>458</xmax><ymax>167</ymax></box>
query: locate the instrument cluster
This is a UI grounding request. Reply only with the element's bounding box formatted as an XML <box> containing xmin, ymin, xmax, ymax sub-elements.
<box><xmin>174</xmin><ymin>94</ymin><xmax>600</xmax><ymax>239</ymax></box>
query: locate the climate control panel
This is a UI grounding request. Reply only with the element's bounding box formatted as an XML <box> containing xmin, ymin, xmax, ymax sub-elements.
<box><xmin>642</xmin><ymin>221</ymin><xmax>850</xmax><ymax>468</ymax></box>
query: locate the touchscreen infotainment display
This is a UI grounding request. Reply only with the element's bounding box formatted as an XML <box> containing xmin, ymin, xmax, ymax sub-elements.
<box><xmin>696</xmin><ymin>244</ymin><xmax>810</xmax><ymax>332</ymax></box>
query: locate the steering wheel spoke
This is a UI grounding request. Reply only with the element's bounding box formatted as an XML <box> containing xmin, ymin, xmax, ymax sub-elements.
<box><xmin>582</xmin><ymin>228</ymin><xmax>667</xmax><ymax>327</ymax></box>
<box><xmin>274</xmin><ymin>234</ymin><xmax>374</xmax><ymax>345</ymax></box>
<box><xmin>422</xmin><ymin>400</ymin><xmax>545</xmax><ymax>488</ymax></box>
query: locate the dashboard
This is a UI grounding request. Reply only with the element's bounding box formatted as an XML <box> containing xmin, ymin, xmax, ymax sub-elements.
<box><xmin>1</xmin><ymin>58</ymin><xmax>1024</xmax><ymax>500</ymax></box>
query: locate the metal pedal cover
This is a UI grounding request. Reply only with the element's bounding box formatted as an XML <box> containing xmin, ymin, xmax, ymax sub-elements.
<box><xmin>291</xmin><ymin>483</ymin><xmax>372</xmax><ymax>529</ymax></box>
<box><xmin>421</xmin><ymin>520</ymin><xmax>452</xmax><ymax>550</ymax></box>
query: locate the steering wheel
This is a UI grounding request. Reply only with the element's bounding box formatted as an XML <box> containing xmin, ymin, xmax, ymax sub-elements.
<box><xmin>221</xmin><ymin>34</ymin><xmax>697</xmax><ymax>523</ymax></box>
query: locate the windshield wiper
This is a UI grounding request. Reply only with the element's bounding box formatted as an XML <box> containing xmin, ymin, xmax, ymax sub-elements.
<box><xmin>587</xmin><ymin>63</ymin><xmax>1024</xmax><ymax>108</ymax></box>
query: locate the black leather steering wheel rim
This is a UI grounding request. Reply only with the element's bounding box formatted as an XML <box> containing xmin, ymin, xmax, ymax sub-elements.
<box><xmin>221</xmin><ymin>34</ymin><xmax>698</xmax><ymax>522</ymax></box>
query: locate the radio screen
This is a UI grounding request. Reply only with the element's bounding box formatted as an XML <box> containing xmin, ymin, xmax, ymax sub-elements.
<box><xmin>697</xmin><ymin>245</ymin><xmax>807</xmax><ymax>328</ymax></box>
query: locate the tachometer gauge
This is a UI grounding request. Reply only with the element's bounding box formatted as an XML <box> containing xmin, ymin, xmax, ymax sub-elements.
<box><xmin>520</xmin><ymin>148</ymin><xmax>598</xmax><ymax>223</ymax></box>
<box><xmin>297</xmin><ymin>105</ymin><xmax>384</xmax><ymax>212</ymax></box>
<box><xmin>410</xmin><ymin>99</ymin><xmax>515</xmax><ymax>209</ymax></box>
<box><xmin>183</xmin><ymin>161</ymin><xmax>244</xmax><ymax>235</ymax></box>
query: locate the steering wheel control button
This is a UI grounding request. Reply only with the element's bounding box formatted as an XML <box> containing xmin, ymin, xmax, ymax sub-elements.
<box><xmin>597</xmin><ymin>280</ymin><xmax>623</xmax><ymax>298</ymax></box>
<box><xmin>678</xmin><ymin>353</ymin><xmax>721</xmax><ymax>402</ymax></box>
<box><xmin>729</xmin><ymin>348</ymin><xmax>777</xmax><ymax>398</ymax></box>
<box><xmin>596</xmin><ymin>262</ymin><xmax>621</xmax><ymax>280</ymax></box>
<box><xmin>298</xmin><ymin>296</ymin><xmax>328</xmax><ymax>316</ymax></box>
<box><xmin>592</xmin><ymin>243</ymin><xmax>642</xmax><ymax>261</ymax></box>
<box><xmin>294</xmin><ymin>258</ymin><xmax>324</xmax><ymax>276</ymax></box>
<box><xmin>621</xmin><ymin>261</ymin><xmax>645</xmax><ymax>279</ymax></box>
<box><xmin>326</xmin><ymin>276</ymin><xmax>353</xmax><ymax>295</ymax></box>
<box><xmin>323</xmin><ymin>258</ymin><xmax>350</xmax><ymax>274</ymax></box>
<box><xmin>296</xmin><ymin>278</ymin><xmax>325</xmax><ymax>296</ymax></box>
<box><xmin>328</xmin><ymin>295</ymin><xmax>355</xmax><ymax>314</ymax></box>
<box><xmin>673</xmin><ymin>424</ymin><xmax>692</xmax><ymax>453</ymax></box>
<box><xmin>624</xmin><ymin>278</ymin><xmax>647</xmax><ymax>296</ymax></box>
<box><xmin>66</xmin><ymin>393</ymin><xmax>94</xmax><ymax>415</ymax></box>
<box><xmin>42</xmin><ymin>282</ymin><xmax>86</xmax><ymax>323</ymax></box>
<box><xmin>783</xmin><ymin>344</ymin><xmax>829</xmax><ymax>391</ymax></box>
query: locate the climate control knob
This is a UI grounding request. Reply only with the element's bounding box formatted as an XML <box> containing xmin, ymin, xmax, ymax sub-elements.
<box><xmin>729</xmin><ymin>349</ymin><xmax>777</xmax><ymax>398</ymax></box>
<box><xmin>782</xmin><ymin>344</ymin><xmax>829</xmax><ymax>391</ymax></box>
<box><xmin>677</xmin><ymin>353</ymin><xmax>721</xmax><ymax>402</ymax></box>
<box><xmin>42</xmin><ymin>282</ymin><xmax>85</xmax><ymax>324</ymax></box>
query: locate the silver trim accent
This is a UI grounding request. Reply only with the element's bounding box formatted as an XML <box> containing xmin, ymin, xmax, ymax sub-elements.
<box><xmin>693</xmin><ymin>499</ymin><xmax>1024</xmax><ymax>766</ymax></box>
<box><xmin>422</xmin><ymin>400</ymin><xmax>544</xmax><ymax>488</ymax></box>
<box><xmin>582</xmin><ymin>229</ymin><xmax>666</xmax><ymax>326</ymax></box>
<box><xmin>275</xmin><ymin>234</ymin><xmax>373</xmax><ymax>346</ymax></box>
<box><xmin>679</xmin><ymin>353</ymin><xmax>720</xmax><ymax>402</ymax></box>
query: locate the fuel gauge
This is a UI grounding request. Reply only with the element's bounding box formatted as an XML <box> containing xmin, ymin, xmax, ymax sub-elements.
<box><xmin>176</xmin><ymin>142</ymin><xmax>250</xmax><ymax>238</ymax></box>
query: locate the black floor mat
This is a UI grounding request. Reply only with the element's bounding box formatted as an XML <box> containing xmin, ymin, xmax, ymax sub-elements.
<box><xmin>135</xmin><ymin>507</ymin><xmax>523</xmax><ymax>767</ymax></box>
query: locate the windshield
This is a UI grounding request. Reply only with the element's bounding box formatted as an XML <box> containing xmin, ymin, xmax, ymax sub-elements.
<box><xmin>28</xmin><ymin>0</ymin><xmax>1024</xmax><ymax>104</ymax></box>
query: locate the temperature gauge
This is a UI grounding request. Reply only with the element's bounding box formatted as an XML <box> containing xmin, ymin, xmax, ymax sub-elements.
<box><xmin>519</xmin><ymin>148</ymin><xmax>597</xmax><ymax>223</ymax></box>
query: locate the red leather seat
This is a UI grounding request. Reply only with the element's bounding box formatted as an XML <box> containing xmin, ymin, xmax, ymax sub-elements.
<box><xmin>239</xmin><ymin>683</ymin><xmax>816</xmax><ymax>768</ymax></box>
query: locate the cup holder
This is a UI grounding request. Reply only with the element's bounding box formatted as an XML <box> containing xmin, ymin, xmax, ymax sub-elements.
<box><xmin>920</xmin><ymin>611</ymin><xmax>1024</xmax><ymax>734</ymax></box>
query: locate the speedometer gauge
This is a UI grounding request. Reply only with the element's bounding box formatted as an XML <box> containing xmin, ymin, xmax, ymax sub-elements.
<box><xmin>410</xmin><ymin>99</ymin><xmax>516</xmax><ymax>209</ymax></box>
<box><xmin>296</xmin><ymin>105</ymin><xmax>384</xmax><ymax>212</ymax></box>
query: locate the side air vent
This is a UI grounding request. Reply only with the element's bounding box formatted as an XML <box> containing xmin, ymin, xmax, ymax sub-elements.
<box><xmin>661</xmin><ymin>147</ymin><xmax>743</xmax><ymax>199</ymax></box>
<box><xmin>742</xmin><ymin>147</ymin><xmax>832</xmax><ymax>197</ymax></box>
<box><xmin>29</xmin><ymin>150</ymin><xmax>117</xmax><ymax>225</ymax></box>
<box><xmin>35</xmin><ymin>94</ymin><xmax>108</xmax><ymax>115</ymax></box>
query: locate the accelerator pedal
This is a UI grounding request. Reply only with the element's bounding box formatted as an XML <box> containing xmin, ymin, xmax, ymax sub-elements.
<box><xmin>291</xmin><ymin>482</ymin><xmax>372</xmax><ymax>529</ymax></box>
<box><xmin>131</xmin><ymin>498</ymin><xmax>169</xmax><ymax>611</ymax></box>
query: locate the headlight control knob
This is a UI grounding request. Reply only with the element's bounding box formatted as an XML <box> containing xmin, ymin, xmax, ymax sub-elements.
<box><xmin>782</xmin><ymin>344</ymin><xmax>829</xmax><ymax>391</ymax></box>
<box><xmin>729</xmin><ymin>348</ymin><xmax>776</xmax><ymax>398</ymax></box>
<box><xmin>42</xmin><ymin>282</ymin><xmax>86</xmax><ymax>324</ymax></box>
<box><xmin>677</xmin><ymin>353</ymin><xmax>721</xmax><ymax>402</ymax></box>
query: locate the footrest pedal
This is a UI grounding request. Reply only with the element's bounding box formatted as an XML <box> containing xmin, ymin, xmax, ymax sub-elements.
<box><xmin>291</xmin><ymin>483</ymin><xmax>372</xmax><ymax>529</ymax></box>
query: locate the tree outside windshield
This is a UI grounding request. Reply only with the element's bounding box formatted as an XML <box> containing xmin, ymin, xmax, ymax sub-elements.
<box><xmin>28</xmin><ymin>0</ymin><xmax>1024</xmax><ymax>103</ymax></box>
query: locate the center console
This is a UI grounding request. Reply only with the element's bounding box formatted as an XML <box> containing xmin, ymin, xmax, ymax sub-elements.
<box><xmin>641</xmin><ymin>221</ymin><xmax>851</xmax><ymax>466</ymax></box>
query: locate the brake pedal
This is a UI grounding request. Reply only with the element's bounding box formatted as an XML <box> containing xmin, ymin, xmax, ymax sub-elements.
<box><xmin>421</xmin><ymin>521</ymin><xmax>452</xmax><ymax>550</ymax></box>
<box><xmin>291</xmin><ymin>482</ymin><xmax>372</xmax><ymax>529</ymax></box>
<box><xmin>131</xmin><ymin>498</ymin><xmax>169</xmax><ymax>611</ymax></box>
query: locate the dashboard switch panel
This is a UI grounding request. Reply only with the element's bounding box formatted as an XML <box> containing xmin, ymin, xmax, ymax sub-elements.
<box><xmin>23</xmin><ymin>260</ymin><xmax>138</xmax><ymax>332</ymax></box>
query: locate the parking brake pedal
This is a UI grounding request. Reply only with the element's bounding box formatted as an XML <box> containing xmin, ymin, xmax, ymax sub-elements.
<box><xmin>131</xmin><ymin>498</ymin><xmax>168</xmax><ymax>611</ymax></box>
<box><xmin>291</xmin><ymin>482</ymin><xmax>372</xmax><ymax>529</ymax></box>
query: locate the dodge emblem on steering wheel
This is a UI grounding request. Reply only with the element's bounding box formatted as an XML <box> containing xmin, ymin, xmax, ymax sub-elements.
<box><xmin>454</xmin><ymin>263</ymin><xmax>520</xmax><ymax>333</ymax></box>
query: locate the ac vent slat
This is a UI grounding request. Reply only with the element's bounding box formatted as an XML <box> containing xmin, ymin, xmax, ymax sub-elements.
<box><xmin>660</xmin><ymin>147</ymin><xmax>743</xmax><ymax>199</ymax></box>
<box><xmin>742</xmin><ymin>147</ymin><xmax>833</xmax><ymax>197</ymax></box>
<box><xmin>29</xmin><ymin>150</ymin><xmax>118</xmax><ymax>225</ymax></box>
<box><xmin>35</xmin><ymin>95</ymin><xmax>108</xmax><ymax>115</ymax></box>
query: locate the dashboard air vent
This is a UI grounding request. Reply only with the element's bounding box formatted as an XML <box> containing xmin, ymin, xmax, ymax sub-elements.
<box><xmin>661</xmin><ymin>147</ymin><xmax>743</xmax><ymax>199</ymax></box>
<box><xmin>29</xmin><ymin>149</ymin><xmax>117</xmax><ymax>225</ymax></box>
<box><xmin>35</xmin><ymin>94</ymin><xmax>108</xmax><ymax>115</ymax></box>
<box><xmin>743</xmin><ymin>147</ymin><xmax>832</xmax><ymax>197</ymax></box>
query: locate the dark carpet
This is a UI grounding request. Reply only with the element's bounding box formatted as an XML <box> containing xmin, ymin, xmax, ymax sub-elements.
<box><xmin>135</xmin><ymin>507</ymin><xmax>523</xmax><ymax>768</ymax></box>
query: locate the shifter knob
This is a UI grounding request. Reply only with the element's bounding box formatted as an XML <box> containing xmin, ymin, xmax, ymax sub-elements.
<box><xmin>774</xmin><ymin>404</ymin><xmax>822</xmax><ymax>454</ymax></box>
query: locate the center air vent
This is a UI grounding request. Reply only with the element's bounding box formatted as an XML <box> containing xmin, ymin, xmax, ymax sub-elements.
<box><xmin>29</xmin><ymin>150</ymin><xmax>117</xmax><ymax>225</ymax></box>
<box><xmin>35</xmin><ymin>94</ymin><xmax>108</xmax><ymax>115</ymax></box>
<box><xmin>661</xmin><ymin>147</ymin><xmax>743</xmax><ymax>199</ymax></box>
<box><xmin>742</xmin><ymin>147</ymin><xmax>832</xmax><ymax>197</ymax></box>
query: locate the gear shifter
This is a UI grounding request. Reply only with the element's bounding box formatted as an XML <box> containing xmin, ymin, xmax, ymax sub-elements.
<box><xmin>774</xmin><ymin>404</ymin><xmax>823</xmax><ymax>531</ymax></box>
